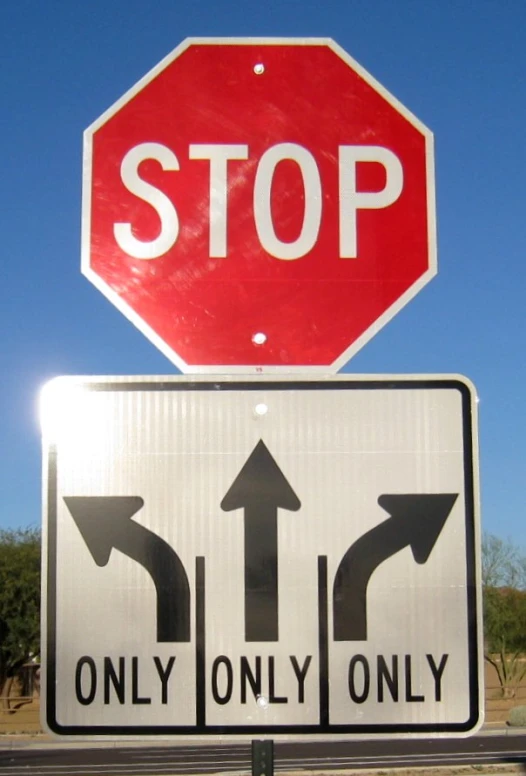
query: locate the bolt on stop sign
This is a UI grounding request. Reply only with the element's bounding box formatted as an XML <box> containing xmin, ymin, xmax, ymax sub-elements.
<box><xmin>82</xmin><ymin>38</ymin><xmax>436</xmax><ymax>372</ymax></box>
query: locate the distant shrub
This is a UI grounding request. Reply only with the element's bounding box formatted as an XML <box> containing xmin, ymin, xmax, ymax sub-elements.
<box><xmin>508</xmin><ymin>705</ymin><xmax>526</xmax><ymax>727</ymax></box>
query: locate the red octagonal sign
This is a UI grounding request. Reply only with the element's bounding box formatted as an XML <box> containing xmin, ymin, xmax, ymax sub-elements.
<box><xmin>83</xmin><ymin>38</ymin><xmax>436</xmax><ymax>373</ymax></box>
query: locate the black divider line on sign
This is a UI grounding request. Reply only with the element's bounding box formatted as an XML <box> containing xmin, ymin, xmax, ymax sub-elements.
<box><xmin>196</xmin><ymin>556</ymin><xmax>206</xmax><ymax>729</ymax></box>
<box><xmin>318</xmin><ymin>555</ymin><xmax>329</xmax><ymax>727</ymax></box>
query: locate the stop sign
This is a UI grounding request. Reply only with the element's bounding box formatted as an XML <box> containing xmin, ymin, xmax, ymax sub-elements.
<box><xmin>82</xmin><ymin>38</ymin><xmax>435</xmax><ymax>372</ymax></box>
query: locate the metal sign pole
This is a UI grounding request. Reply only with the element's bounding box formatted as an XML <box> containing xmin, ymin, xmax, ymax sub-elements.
<box><xmin>252</xmin><ymin>740</ymin><xmax>274</xmax><ymax>776</ymax></box>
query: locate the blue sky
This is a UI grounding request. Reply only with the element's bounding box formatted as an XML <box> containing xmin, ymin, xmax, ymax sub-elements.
<box><xmin>2</xmin><ymin>1</ymin><xmax>525</xmax><ymax>547</ymax></box>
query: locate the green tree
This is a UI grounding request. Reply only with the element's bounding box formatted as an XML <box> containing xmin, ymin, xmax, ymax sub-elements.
<box><xmin>482</xmin><ymin>534</ymin><xmax>526</xmax><ymax>698</ymax></box>
<box><xmin>0</xmin><ymin>527</ymin><xmax>41</xmax><ymax>699</ymax></box>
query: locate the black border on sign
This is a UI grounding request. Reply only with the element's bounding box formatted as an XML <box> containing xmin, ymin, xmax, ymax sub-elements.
<box><xmin>44</xmin><ymin>378</ymin><xmax>481</xmax><ymax>736</ymax></box>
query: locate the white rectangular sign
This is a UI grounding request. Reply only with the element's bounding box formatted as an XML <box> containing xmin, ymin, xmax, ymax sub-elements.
<box><xmin>41</xmin><ymin>376</ymin><xmax>483</xmax><ymax>737</ymax></box>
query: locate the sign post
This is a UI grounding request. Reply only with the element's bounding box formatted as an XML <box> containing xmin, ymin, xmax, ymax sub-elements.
<box><xmin>41</xmin><ymin>375</ymin><xmax>482</xmax><ymax>737</ymax></box>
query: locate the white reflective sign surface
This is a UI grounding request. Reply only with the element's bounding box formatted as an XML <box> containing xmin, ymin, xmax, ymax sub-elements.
<box><xmin>41</xmin><ymin>376</ymin><xmax>483</xmax><ymax>737</ymax></box>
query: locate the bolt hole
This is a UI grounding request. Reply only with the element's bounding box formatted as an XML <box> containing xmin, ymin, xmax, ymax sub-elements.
<box><xmin>252</xmin><ymin>332</ymin><xmax>267</xmax><ymax>346</ymax></box>
<box><xmin>254</xmin><ymin>63</ymin><xmax>265</xmax><ymax>75</ymax></box>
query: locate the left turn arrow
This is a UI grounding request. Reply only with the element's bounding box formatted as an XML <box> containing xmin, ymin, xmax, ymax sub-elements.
<box><xmin>64</xmin><ymin>496</ymin><xmax>190</xmax><ymax>642</ymax></box>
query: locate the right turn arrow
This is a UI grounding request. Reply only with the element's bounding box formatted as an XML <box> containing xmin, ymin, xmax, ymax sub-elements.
<box><xmin>333</xmin><ymin>493</ymin><xmax>458</xmax><ymax>641</ymax></box>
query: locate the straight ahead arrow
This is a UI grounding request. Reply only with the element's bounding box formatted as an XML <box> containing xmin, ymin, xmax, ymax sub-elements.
<box><xmin>221</xmin><ymin>440</ymin><xmax>301</xmax><ymax>642</ymax></box>
<box><xmin>64</xmin><ymin>496</ymin><xmax>190</xmax><ymax>642</ymax></box>
<box><xmin>333</xmin><ymin>493</ymin><xmax>458</xmax><ymax>641</ymax></box>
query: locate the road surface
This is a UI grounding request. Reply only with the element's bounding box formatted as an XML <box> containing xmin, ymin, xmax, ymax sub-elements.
<box><xmin>0</xmin><ymin>732</ymin><xmax>525</xmax><ymax>775</ymax></box>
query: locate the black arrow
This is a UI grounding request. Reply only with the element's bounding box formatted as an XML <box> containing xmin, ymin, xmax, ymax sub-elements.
<box><xmin>333</xmin><ymin>493</ymin><xmax>457</xmax><ymax>641</ymax></box>
<box><xmin>221</xmin><ymin>440</ymin><xmax>301</xmax><ymax>642</ymax></box>
<box><xmin>64</xmin><ymin>496</ymin><xmax>190</xmax><ymax>642</ymax></box>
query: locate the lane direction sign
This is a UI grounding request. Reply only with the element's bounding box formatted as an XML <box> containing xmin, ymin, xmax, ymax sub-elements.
<box><xmin>41</xmin><ymin>376</ymin><xmax>482</xmax><ymax>737</ymax></box>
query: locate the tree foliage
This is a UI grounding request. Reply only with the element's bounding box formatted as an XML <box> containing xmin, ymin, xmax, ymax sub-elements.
<box><xmin>482</xmin><ymin>533</ymin><xmax>526</xmax><ymax>589</ymax></box>
<box><xmin>482</xmin><ymin>534</ymin><xmax>526</xmax><ymax>697</ymax></box>
<box><xmin>0</xmin><ymin>527</ymin><xmax>41</xmax><ymax>696</ymax></box>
